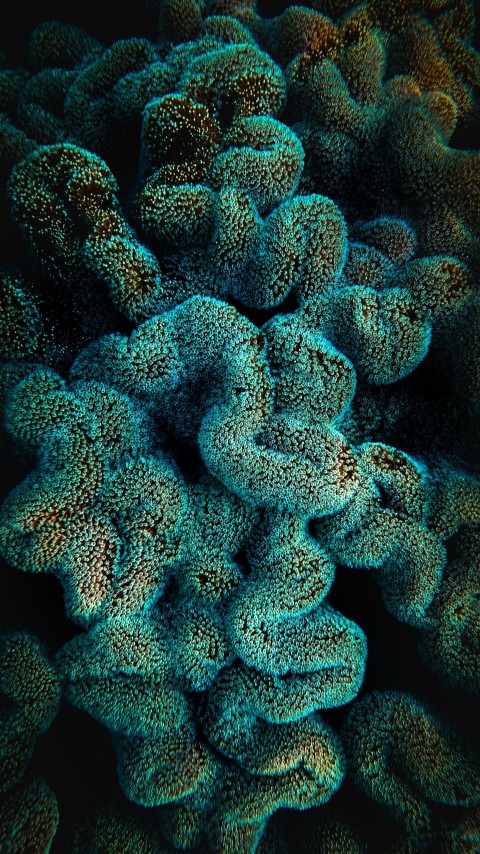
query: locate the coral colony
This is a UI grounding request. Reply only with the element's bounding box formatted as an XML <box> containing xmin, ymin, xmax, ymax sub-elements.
<box><xmin>0</xmin><ymin>0</ymin><xmax>480</xmax><ymax>851</ymax></box>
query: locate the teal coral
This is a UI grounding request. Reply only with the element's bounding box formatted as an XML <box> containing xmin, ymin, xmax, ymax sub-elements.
<box><xmin>0</xmin><ymin>0</ymin><xmax>479</xmax><ymax>850</ymax></box>
<box><xmin>0</xmin><ymin>632</ymin><xmax>60</xmax><ymax>794</ymax></box>
<box><xmin>0</xmin><ymin>633</ymin><xmax>60</xmax><ymax>852</ymax></box>
<box><xmin>341</xmin><ymin>690</ymin><xmax>480</xmax><ymax>840</ymax></box>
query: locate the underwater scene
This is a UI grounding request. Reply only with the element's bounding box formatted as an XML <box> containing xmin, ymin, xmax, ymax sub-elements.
<box><xmin>0</xmin><ymin>0</ymin><xmax>479</xmax><ymax>851</ymax></box>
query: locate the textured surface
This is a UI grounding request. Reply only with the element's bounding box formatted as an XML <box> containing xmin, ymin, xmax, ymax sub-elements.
<box><xmin>0</xmin><ymin>1</ymin><xmax>479</xmax><ymax>851</ymax></box>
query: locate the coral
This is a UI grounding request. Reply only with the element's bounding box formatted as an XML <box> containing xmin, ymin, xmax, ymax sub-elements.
<box><xmin>69</xmin><ymin>803</ymin><xmax>172</xmax><ymax>853</ymax></box>
<box><xmin>437</xmin><ymin>806</ymin><xmax>480</xmax><ymax>854</ymax></box>
<box><xmin>69</xmin><ymin>295</ymin><xmax>362</xmax><ymax>514</ymax></box>
<box><xmin>216</xmin><ymin>193</ymin><xmax>347</xmax><ymax>308</ymax></box>
<box><xmin>135</xmin><ymin>93</ymin><xmax>220</xmax><ymax>249</ymax></box>
<box><xmin>0</xmin><ymin>0</ymin><xmax>479</xmax><ymax>850</ymax></box>
<box><xmin>0</xmin><ymin>270</ymin><xmax>44</xmax><ymax>363</ymax></box>
<box><xmin>0</xmin><ymin>294</ymin><xmax>367</xmax><ymax>844</ymax></box>
<box><xmin>284</xmin><ymin>7</ymin><xmax>480</xmax><ymax>272</ymax></box>
<box><xmin>56</xmin><ymin>611</ymin><xmax>216</xmax><ymax>803</ymax></box>
<box><xmin>8</xmin><ymin>143</ymin><xmax>167</xmax><ymax>320</ymax></box>
<box><xmin>0</xmin><ymin>777</ymin><xmax>59</xmax><ymax>854</ymax></box>
<box><xmin>0</xmin><ymin>632</ymin><xmax>60</xmax><ymax>794</ymax></box>
<box><xmin>314</xmin><ymin>440</ymin><xmax>447</xmax><ymax>626</ymax></box>
<box><xmin>0</xmin><ymin>364</ymin><xmax>185</xmax><ymax>624</ymax></box>
<box><xmin>418</xmin><ymin>527</ymin><xmax>480</xmax><ymax>697</ymax></box>
<box><xmin>223</xmin><ymin>511</ymin><xmax>365</xmax><ymax>686</ymax></box>
<box><xmin>210</xmin><ymin>116</ymin><xmax>303</xmax><ymax>212</ymax></box>
<box><xmin>0</xmin><ymin>632</ymin><xmax>60</xmax><ymax>851</ymax></box>
<box><xmin>341</xmin><ymin>691</ymin><xmax>480</xmax><ymax>841</ymax></box>
<box><xmin>0</xmin><ymin>288</ymin><xmax>368</xmax><ymax>846</ymax></box>
<box><xmin>56</xmin><ymin>601</ymin><xmax>352</xmax><ymax>844</ymax></box>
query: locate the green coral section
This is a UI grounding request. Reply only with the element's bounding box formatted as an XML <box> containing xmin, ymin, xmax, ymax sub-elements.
<box><xmin>0</xmin><ymin>0</ymin><xmax>479</xmax><ymax>850</ymax></box>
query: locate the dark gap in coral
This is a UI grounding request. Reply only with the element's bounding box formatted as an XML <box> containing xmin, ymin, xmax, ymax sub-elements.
<box><xmin>363</xmin><ymin>348</ymin><xmax>469</xmax><ymax>467</ymax></box>
<box><xmin>256</xmin><ymin>0</ymin><xmax>292</xmax><ymax>18</ymax></box>
<box><xmin>279</xmin><ymin>99</ymin><xmax>298</xmax><ymax>129</ymax></box>
<box><xmin>473</xmin><ymin>18</ymin><xmax>480</xmax><ymax>50</ymax></box>
<box><xmin>0</xmin><ymin>560</ymin><xmax>81</xmax><ymax>652</ymax></box>
<box><xmin>229</xmin><ymin>286</ymin><xmax>299</xmax><ymax>328</ymax></box>
<box><xmin>0</xmin><ymin>691</ymin><xmax>14</xmax><ymax>713</ymax></box>
<box><xmin>329</xmin><ymin>562</ymin><xmax>480</xmax><ymax>748</ymax></box>
<box><xmin>275</xmin><ymin>782</ymin><xmax>400</xmax><ymax>854</ymax></box>
<box><xmin>216</xmin><ymin>94</ymin><xmax>236</xmax><ymax>133</ymax></box>
<box><xmin>0</xmin><ymin>1</ymin><xmax>157</xmax><ymax>66</ymax></box>
<box><xmin>0</xmin><ymin>203</ymin><xmax>29</xmax><ymax>269</ymax></box>
<box><xmin>48</xmin><ymin>277</ymin><xmax>133</xmax><ymax>369</ymax></box>
<box><xmin>307</xmin><ymin>517</ymin><xmax>319</xmax><ymax>541</ymax></box>
<box><xmin>0</xmin><ymin>249</ymin><xmax>125</xmax><ymax>373</ymax></box>
<box><xmin>109</xmin><ymin>124</ymin><xmax>144</xmax><ymax>201</ymax></box>
<box><xmin>387</xmin><ymin>754</ymin><xmax>409</xmax><ymax>786</ymax></box>
<box><xmin>233</xmin><ymin>544</ymin><xmax>252</xmax><ymax>579</ymax></box>
<box><xmin>159</xmin><ymin>425</ymin><xmax>206</xmax><ymax>483</ymax></box>
<box><xmin>157</xmin><ymin>572</ymin><xmax>179</xmax><ymax>608</ymax></box>
<box><xmin>375</xmin><ymin>482</ymin><xmax>390</xmax><ymax>510</ymax></box>
<box><xmin>449</xmin><ymin>121</ymin><xmax>480</xmax><ymax>151</ymax></box>
<box><xmin>444</xmin><ymin>531</ymin><xmax>462</xmax><ymax>563</ymax></box>
<box><xmin>32</xmin><ymin>702</ymin><xmax>119</xmax><ymax>852</ymax></box>
<box><xmin>0</xmin><ymin>446</ymin><xmax>34</xmax><ymax>504</ymax></box>
<box><xmin>328</xmin><ymin>564</ymin><xmax>425</xmax><ymax>698</ymax></box>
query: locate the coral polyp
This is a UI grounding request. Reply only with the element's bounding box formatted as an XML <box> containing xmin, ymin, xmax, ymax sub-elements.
<box><xmin>0</xmin><ymin>0</ymin><xmax>479</xmax><ymax>851</ymax></box>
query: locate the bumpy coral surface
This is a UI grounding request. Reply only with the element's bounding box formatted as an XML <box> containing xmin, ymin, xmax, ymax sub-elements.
<box><xmin>0</xmin><ymin>0</ymin><xmax>479</xmax><ymax>851</ymax></box>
